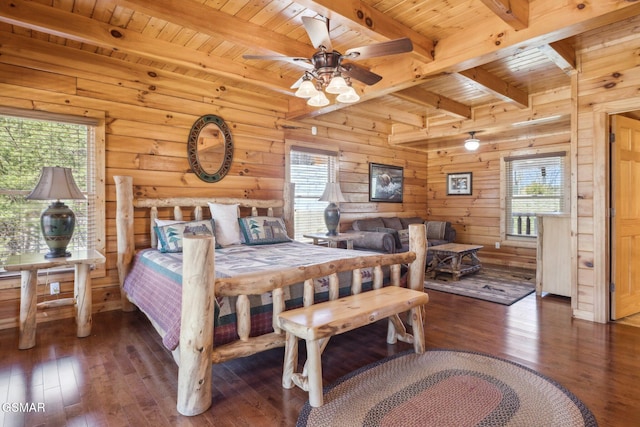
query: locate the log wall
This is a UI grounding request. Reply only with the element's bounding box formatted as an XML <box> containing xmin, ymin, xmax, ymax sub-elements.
<box><xmin>1</xmin><ymin>14</ymin><xmax>638</xmax><ymax>328</ymax></box>
<box><xmin>424</xmin><ymin>91</ymin><xmax>572</xmax><ymax>270</ymax></box>
<box><xmin>0</xmin><ymin>34</ymin><xmax>427</xmax><ymax>330</ymax></box>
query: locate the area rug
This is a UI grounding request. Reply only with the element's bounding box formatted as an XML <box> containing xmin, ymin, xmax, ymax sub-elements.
<box><xmin>297</xmin><ymin>349</ymin><xmax>597</xmax><ymax>427</ymax></box>
<box><xmin>424</xmin><ymin>266</ymin><xmax>535</xmax><ymax>305</ymax></box>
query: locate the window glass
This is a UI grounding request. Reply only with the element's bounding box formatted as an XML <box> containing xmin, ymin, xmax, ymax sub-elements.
<box><xmin>0</xmin><ymin>114</ymin><xmax>96</xmax><ymax>270</ymax></box>
<box><xmin>289</xmin><ymin>147</ymin><xmax>338</xmax><ymax>241</ymax></box>
<box><xmin>505</xmin><ymin>152</ymin><xmax>566</xmax><ymax>238</ymax></box>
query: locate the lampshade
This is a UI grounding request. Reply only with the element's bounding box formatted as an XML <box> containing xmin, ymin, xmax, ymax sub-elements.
<box><xmin>27</xmin><ymin>167</ymin><xmax>85</xmax><ymax>258</ymax></box>
<box><xmin>26</xmin><ymin>166</ymin><xmax>85</xmax><ymax>201</ymax></box>
<box><xmin>325</xmin><ymin>75</ymin><xmax>349</xmax><ymax>94</ymax></box>
<box><xmin>319</xmin><ymin>182</ymin><xmax>346</xmax><ymax>203</ymax></box>
<box><xmin>336</xmin><ymin>86</ymin><xmax>360</xmax><ymax>103</ymax></box>
<box><xmin>464</xmin><ymin>131</ymin><xmax>480</xmax><ymax>151</ymax></box>
<box><xmin>318</xmin><ymin>182</ymin><xmax>346</xmax><ymax>236</ymax></box>
<box><xmin>295</xmin><ymin>79</ymin><xmax>319</xmax><ymax>98</ymax></box>
<box><xmin>307</xmin><ymin>90</ymin><xmax>330</xmax><ymax>107</ymax></box>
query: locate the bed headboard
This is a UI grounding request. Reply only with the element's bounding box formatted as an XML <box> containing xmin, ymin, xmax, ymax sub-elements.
<box><xmin>113</xmin><ymin>175</ymin><xmax>294</xmax><ymax>309</ymax></box>
<box><xmin>135</xmin><ymin>195</ymin><xmax>291</xmax><ymax>249</ymax></box>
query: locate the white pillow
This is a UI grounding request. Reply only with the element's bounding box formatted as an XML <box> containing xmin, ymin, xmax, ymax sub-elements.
<box><xmin>207</xmin><ymin>202</ymin><xmax>241</xmax><ymax>246</ymax></box>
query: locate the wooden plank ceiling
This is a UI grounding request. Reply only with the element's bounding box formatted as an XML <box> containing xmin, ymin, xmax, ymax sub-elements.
<box><xmin>1</xmin><ymin>0</ymin><xmax>640</xmax><ymax>151</ymax></box>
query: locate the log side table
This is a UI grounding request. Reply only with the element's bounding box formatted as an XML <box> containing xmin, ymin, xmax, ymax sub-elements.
<box><xmin>4</xmin><ymin>250</ymin><xmax>105</xmax><ymax>349</ymax></box>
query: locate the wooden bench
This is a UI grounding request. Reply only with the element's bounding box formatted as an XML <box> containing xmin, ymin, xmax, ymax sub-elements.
<box><xmin>277</xmin><ymin>286</ymin><xmax>429</xmax><ymax>407</ymax></box>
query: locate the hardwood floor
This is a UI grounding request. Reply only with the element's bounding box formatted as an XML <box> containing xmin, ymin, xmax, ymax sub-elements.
<box><xmin>1</xmin><ymin>289</ymin><xmax>639</xmax><ymax>426</ymax></box>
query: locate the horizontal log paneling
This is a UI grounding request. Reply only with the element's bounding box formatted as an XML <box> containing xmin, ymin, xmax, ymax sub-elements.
<box><xmin>425</xmin><ymin>132</ymin><xmax>570</xmax><ymax>268</ymax></box>
<box><xmin>0</xmin><ymin>37</ymin><xmax>427</xmax><ymax>330</ymax></box>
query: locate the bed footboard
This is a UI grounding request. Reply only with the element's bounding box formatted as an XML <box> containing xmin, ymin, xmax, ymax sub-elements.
<box><xmin>176</xmin><ymin>223</ymin><xmax>426</xmax><ymax>416</ymax></box>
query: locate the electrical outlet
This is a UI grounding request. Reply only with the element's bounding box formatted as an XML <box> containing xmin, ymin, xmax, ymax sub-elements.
<box><xmin>50</xmin><ymin>282</ymin><xmax>60</xmax><ymax>295</ymax></box>
<box><xmin>495</xmin><ymin>242</ymin><xmax>501</xmax><ymax>249</ymax></box>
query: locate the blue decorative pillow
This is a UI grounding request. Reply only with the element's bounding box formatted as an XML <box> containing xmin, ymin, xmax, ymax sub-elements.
<box><xmin>155</xmin><ymin>219</ymin><xmax>218</xmax><ymax>253</ymax></box>
<box><xmin>238</xmin><ymin>216</ymin><xmax>291</xmax><ymax>245</ymax></box>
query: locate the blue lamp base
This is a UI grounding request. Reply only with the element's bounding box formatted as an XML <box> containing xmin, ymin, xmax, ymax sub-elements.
<box><xmin>41</xmin><ymin>201</ymin><xmax>75</xmax><ymax>258</ymax></box>
<box><xmin>324</xmin><ymin>202</ymin><xmax>340</xmax><ymax>236</ymax></box>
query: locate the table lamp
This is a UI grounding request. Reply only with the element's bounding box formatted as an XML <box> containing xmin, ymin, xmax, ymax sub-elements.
<box><xmin>318</xmin><ymin>182</ymin><xmax>346</xmax><ymax>236</ymax></box>
<box><xmin>26</xmin><ymin>167</ymin><xmax>86</xmax><ymax>258</ymax></box>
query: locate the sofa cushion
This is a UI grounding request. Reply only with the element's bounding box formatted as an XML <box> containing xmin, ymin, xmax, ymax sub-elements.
<box><xmin>425</xmin><ymin>221</ymin><xmax>448</xmax><ymax>240</ymax></box>
<box><xmin>352</xmin><ymin>217</ymin><xmax>385</xmax><ymax>231</ymax></box>
<box><xmin>376</xmin><ymin>227</ymin><xmax>402</xmax><ymax>249</ymax></box>
<box><xmin>381</xmin><ymin>217</ymin><xmax>403</xmax><ymax>230</ymax></box>
<box><xmin>400</xmin><ymin>217</ymin><xmax>424</xmax><ymax>228</ymax></box>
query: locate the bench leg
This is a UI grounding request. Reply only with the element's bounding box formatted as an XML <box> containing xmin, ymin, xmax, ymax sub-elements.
<box><xmin>282</xmin><ymin>332</ymin><xmax>298</xmax><ymax>389</ymax></box>
<box><xmin>411</xmin><ymin>305</ymin><xmax>426</xmax><ymax>354</ymax></box>
<box><xmin>306</xmin><ymin>338</ymin><xmax>324</xmax><ymax>407</ymax></box>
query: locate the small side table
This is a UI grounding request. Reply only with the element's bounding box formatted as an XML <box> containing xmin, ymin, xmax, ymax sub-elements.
<box><xmin>4</xmin><ymin>250</ymin><xmax>105</xmax><ymax>349</ymax></box>
<box><xmin>303</xmin><ymin>232</ymin><xmax>364</xmax><ymax>250</ymax></box>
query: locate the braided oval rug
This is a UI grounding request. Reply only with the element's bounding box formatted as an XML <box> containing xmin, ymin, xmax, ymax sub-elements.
<box><xmin>297</xmin><ymin>349</ymin><xmax>597</xmax><ymax>427</ymax></box>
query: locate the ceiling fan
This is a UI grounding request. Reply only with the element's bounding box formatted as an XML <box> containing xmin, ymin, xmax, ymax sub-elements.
<box><xmin>243</xmin><ymin>16</ymin><xmax>413</xmax><ymax>106</ymax></box>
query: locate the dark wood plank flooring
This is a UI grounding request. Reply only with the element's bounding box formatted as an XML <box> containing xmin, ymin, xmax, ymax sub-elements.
<box><xmin>1</xmin><ymin>289</ymin><xmax>640</xmax><ymax>426</ymax></box>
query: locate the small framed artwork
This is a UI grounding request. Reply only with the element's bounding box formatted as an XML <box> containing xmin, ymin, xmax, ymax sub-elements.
<box><xmin>369</xmin><ymin>163</ymin><xmax>404</xmax><ymax>203</ymax></box>
<box><xmin>447</xmin><ymin>172</ymin><xmax>472</xmax><ymax>195</ymax></box>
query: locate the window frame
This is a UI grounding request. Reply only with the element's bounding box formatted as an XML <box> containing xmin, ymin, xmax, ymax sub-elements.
<box><xmin>500</xmin><ymin>147</ymin><xmax>570</xmax><ymax>248</ymax></box>
<box><xmin>0</xmin><ymin>106</ymin><xmax>106</xmax><ymax>284</ymax></box>
<box><xmin>285</xmin><ymin>139</ymin><xmax>341</xmax><ymax>241</ymax></box>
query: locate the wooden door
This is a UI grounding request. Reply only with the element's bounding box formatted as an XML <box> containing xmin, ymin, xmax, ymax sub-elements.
<box><xmin>611</xmin><ymin>115</ymin><xmax>640</xmax><ymax>319</ymax></box>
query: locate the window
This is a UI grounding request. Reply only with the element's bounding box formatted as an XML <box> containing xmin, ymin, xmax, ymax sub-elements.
<box><xmin>288</xmin><ymin>146</ymin><xmax>339</xmax><ymax>241</ymax></box>
<box><xmin>503</xmin><ymin>151</ymin><xmax>568</xmax><ymax>239</ymax></box>
<box><xmin>0</xmin><ymin>110</ymin><xmax>103</xmax><ymax>274</ymax></box>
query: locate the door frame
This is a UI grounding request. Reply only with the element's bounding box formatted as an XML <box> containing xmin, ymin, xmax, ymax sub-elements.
<box><xmin>592</xmin><ymin>99</ymin><xmax>640</xmax><ymax>322</ymax></box>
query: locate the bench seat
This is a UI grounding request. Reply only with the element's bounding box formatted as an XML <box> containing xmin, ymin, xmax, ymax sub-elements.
<box><xmin>278</xmin><ymin>286</ymin><xmax>429</xmax><ymax>407</ymax></box>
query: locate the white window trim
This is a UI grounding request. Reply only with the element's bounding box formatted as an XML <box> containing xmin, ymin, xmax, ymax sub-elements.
<box><xmin>0</xmin><ymin>106</ymin><xmax>106</xmax><ymax>285</ymax></box>
<box><xmin>285</xmin><ymin>138</ymin><xmax>341</xmax><ymax>240</ymax></box>
<box><xmin>499</xmin><ymin>145</ymin><xmax>570</xmax><ymax>248</ymax></box>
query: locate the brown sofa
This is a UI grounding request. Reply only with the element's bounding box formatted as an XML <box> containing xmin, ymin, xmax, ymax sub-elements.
<box><xmin>346</xmin><ymin>216</ymin><xmax>456</xmax><ymax>254</ymax></box>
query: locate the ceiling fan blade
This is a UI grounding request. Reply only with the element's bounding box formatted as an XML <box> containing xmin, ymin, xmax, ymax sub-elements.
<box><xmin>290</xmin><ymin>75</ymin><xmax>305</xmax><ymax>89</ymax></box>
<box><xmin>344</xmin><ymin>38</ymin><xmax>413</xmax><ymax>60</ymax></box>
<box><xmin>302</xmin><ymin>16</ymin><xmax>332</xmax><ymax>51</ymax></box>
<box><xmin>341</xmin><ymin>63</ymin><xmax>383</xmax><ymax>86</ymax></box>
<box><xmin>242</xmin><ymin>54</ymin><xmax>313</xmax><ymax>69</ymax></box>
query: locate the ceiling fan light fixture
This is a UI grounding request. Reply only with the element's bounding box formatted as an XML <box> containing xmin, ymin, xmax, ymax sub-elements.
<box><xmin>307</xmin><ymin>90</ymin><xmax>330</xmax><ymax>107</ymax></box>
<box><xmin>464</xmin><ymin>131</ymin><xmax>480</xmax><ymax>151</ymax></box>
<box><xmin>325</xmin><ymin>74</ymin><xmax>349</xmax><ymax>94</ymax></box>
<box><xmin>295</xmin><ymin>78</ymin><xmax>319</xmax><ymax>98</ymax></box>
<box><xmin>336</xmin><ymin>86</ymin><xmax>360</xmax><ymax>103</ymax></box>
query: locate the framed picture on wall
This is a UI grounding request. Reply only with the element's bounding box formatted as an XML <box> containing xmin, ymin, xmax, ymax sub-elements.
<box><xmin>447</xmin><ymin>172</ymin><xmax>472</xmax><ymax>195</ymax></box>
<box><xmin>369</xmin><ymin>163</ymin><xmax>404</xmax><ymax>202</ymax></box>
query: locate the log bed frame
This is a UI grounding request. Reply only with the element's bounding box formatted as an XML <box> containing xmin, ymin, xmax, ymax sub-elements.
<box><xmin>114</xmin><ymin>175</ymin><xmax>427</xmax><ymax>416</ymax></box>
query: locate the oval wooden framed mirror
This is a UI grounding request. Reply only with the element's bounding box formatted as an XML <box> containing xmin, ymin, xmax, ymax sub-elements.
<box><xmin>187</xmin><ymin>114</ymin><xmax>234</xmax><ymax>183</ymax></box>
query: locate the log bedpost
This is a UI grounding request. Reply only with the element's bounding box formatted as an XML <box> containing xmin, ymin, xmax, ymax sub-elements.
<box><xmin>114</xmin><ymin>176</ymin><xmax>136</xmax><ymax>312</ymax></box>
<box><xmin>407</xmin><ymin>223</ymin><xmax>427</xmax><ymax>291</ymax></box>
<box><xmin>177</xmin><ymin>234</ymin><xmax>215</xmax><ymax>416</ymax></box>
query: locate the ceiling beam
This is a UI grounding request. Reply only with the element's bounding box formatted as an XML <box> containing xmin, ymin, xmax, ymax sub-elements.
<box><xmin>118</xmin><ymin>0</ymin><xmax>313</xmax><ymax>58</ymax></box>
<box><xmin>458</xmin><ymin>67</ymin><xmax>529</xmax><ymax>108</ymax></box>
<box><xmin>293</xmin><ymin>0</ymin><xmax>434</xmax><ymax>62</ymax></box>
<box><xmin>0</xmin><ymin>0</ymin><xmax>296</xmax><ymax>95</ymax></box>
<box><xmin>392</xmin><ymin>88</ymin><xmax>471</xmax><ymax>119</ymax></box>
<box><xmin>418</xmin><ymin>0</ymin><xmax>640</xmax><ymax>76</ymax></box>
<box><xmin>538</xmin><ymin>40</ymin><xmax>577</xmax><ymax>75</ymax></box>
<box><xmin>388</xmin><ymin>87</ymin><xmax>571</xmax><ymax>145</ymax></box>
<box><xmin>478</xmin><ymin>0</ymin><xmax>529</xmax><ymax>31</ymax></box>
<box><xmin>349</xmin><ymin>102</ymin><xmax>426</xmax><ymax>128</ymax></box>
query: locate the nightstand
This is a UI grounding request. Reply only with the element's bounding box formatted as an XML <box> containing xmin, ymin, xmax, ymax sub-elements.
<box><xmin>4</xmin><ymin>250</ymin><xmax>105</xmax><ymax>349</ymax></box>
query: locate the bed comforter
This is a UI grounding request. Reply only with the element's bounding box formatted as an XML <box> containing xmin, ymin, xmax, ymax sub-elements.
<box><xmin>123</xmin><ymin>241</ymin><xmax>383</xmax><ymax>350</ymax></box>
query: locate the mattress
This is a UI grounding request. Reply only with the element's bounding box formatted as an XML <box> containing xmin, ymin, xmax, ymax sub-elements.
<box><xmin>123</xmin><ymin>241</ymin><xmax>382</xmax><ymax>350</ymax></box>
